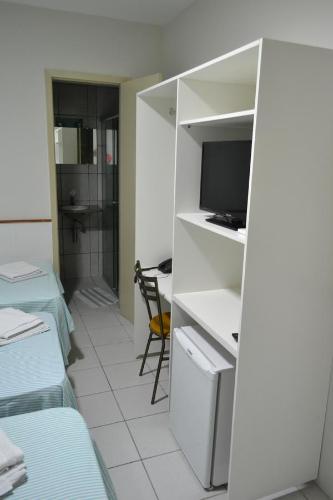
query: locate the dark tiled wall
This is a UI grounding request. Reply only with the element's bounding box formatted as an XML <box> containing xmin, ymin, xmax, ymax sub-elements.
<box><xmin>55</xmin><ymin>82</ymin><xmax>119</xmax><ymax>281</ymax></box>
<box><xmin>57</xmin><ymin>163</ymin><xmax>103</xmax><ymax>279</ymax></box>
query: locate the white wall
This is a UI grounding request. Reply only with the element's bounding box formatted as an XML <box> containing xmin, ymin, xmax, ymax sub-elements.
<box><xmin>162</xmin><ymin>2</ymin><xmax>333</xmax><ymax>496</ymax></box>
<box><xmin>162</xmin><ymin>0</ymin><xmax>333</xmax><ymax>76</ymax></box>
<box><xmin>0</xmin><ymin>223</ymin><xmax>53</xmax><ymax>264</ymax></box>
<box><xmin>0</xmin><ymin>1</ymin><xmax>161</xmax><ymax>244</ymax></box>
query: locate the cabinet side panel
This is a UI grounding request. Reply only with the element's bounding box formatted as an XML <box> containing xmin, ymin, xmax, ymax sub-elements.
<box><xmin>229</xmin><ymin>40</ymin><xmax>333</xmax><ymax>499</ymax></box>
<box><xmin>134</xmin><ymin>96</ymin><xmax>176</xmax><ymax>355</ymax></box>
<box><xmin>318</xmin><ymin>363</ymin><xmax>333</xmax><ymax>498</ymax></box>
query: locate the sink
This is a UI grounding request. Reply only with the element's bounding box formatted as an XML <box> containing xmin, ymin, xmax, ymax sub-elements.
<box><xmin>61</xmin><ymin>205</ymin><xmax>89</xmax><ymax>213</ymax></box>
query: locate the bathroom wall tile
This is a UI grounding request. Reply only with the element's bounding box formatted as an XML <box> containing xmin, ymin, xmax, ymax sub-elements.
<box><xmin>90</xmin><ymin>229</ymin><xmax>99</xmax><ymax>253</ymax></box>
<box><xmin>97</xmin><ymin>229</ymin><xmax>102</xmax><ymax>248</ymax></box>
<box><xmin>97</xmin><ymin>122</ymin><xmax>102</xmax><ymax>146</ymax></box>
<box><xmin>89</xmin><ymin>173</ymin><xmax>98</xmax><ymax>201</ymax></box>
<box><xmin>61</xmin><ymin>173</ymin><xmax>89</xmax><ymax>202</ymax></box>
<box><xmin>89</xmin><ymin>164</ymin><xmax>98</xmax><ymax>174</ymax></box>
<box><xmin>58</xmin><ymin>213</ymin><xmax>63</xmax><ymax>229</ymax></box>
<box><xmin>61</xmin><ymin>207</ymin><xmax>89</xmax><ymax>229</ymax></box>
<box><xmin>91</xmin><ymin>253</ymin><xmax>99</xmax><ymax>276</ymax></box>
<box><xmin>63</xmin><ymin>228</ymin><xmax>91</xmax><ymax>255</ymax></box>
<box><xmin>63</xmin><ymin>254</ymin><xmax>91</xmax><ymax>278</ymax></box>
<box><xmin>60</xmin><ymin>165</ymin><xmax>88</xmax><ymax>174</ymax></box>
<box><xmin>103</xmin><ymin>252</ymin><xmax>114</xmax><ymax>285</ymax></box>
<box><xmin>97</xmin><ymin>86</ymin><xmax>119</xmax><ymax>118</ymax></box>
<box><xmin>97</xmin><ymin>146</ymin><xmax>103</xmax><ymax>171</ymax></box>
<box><xmin>87</xmin><ymin>86</ymin><xmax>97</xmax><ymax>116</ymax></box>
<box><xmin>56</xmin><ymin>173</ymin><xmax>62</xmax><ymax>200</ymax></box>
<box><xmin>58</xmin><ymin>230</ymin><xmax>64</xmax><ymax>255</ymax></box>
<box><xmin>98</xmin><ymin>173</ymin><xmax>103</xmax><ymax>201</ymax></box>
<box><xmin>85</xmin><ymin>116</ymin><xmax>97</xmax><ymax>129</ymax></box>
<box><xmin>103</xmin><ymin>227</ymin><xmax>115</xmax><ymax>249</ymax></box>
<box><xmin>61</xmin><ymin>214</ymin><xmax>72</xmax><ymax>229</ymax></box>
<box><xmin>59</xmin><ymin>260</ymin><xmax>65</xmax><ymax>283</ymax></box>
<box><xmin>89</xmin><ymin>212</ymin><xmax>99</xmax><ymax>229</ymax></box>
<box><xmin>57</xmin><ymin>82</ymin><xmax>87</xmax><ymax>115</ymax></box>
<box><xmin>98</xmin><ymin>252</ymin><xmax>103</xmax><ymax>276</ymax></box>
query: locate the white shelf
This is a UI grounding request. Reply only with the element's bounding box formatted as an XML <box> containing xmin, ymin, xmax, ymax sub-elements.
<box><xmin>138</xmin><ymin>77</ymin><xmax>178</xmax><ymax>99</ymax></box>
<box><xmin>177</xmin><ymin>212</ymin><xmax>246</xmax><ymax>244</ymax></box>
<box><xmin>173</xmin><ymin>288</ymin><xmax>241</xmax><ymax>358</ymax></box>
<box><xmin>179</xmin><ymin>109</ymin><xmax>255</xmax><ymax>128</ymax></box>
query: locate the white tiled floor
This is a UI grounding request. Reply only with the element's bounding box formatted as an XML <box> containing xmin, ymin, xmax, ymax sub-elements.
<box><xmin>66</xmin><ymin>277</ymin><xmax>329</xmax><ymax>500</ymax></box>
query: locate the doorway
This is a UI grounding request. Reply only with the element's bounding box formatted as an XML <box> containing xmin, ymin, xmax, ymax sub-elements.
<box><xmin>52</xmin><ymin>80</ymin><xmax>119</xmax><ymax>300</ymax></box>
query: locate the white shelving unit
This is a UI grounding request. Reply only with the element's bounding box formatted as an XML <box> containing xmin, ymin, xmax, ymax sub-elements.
<box><xmin>179</xmin><ymin>109</ymin><xmax>254</xmax><ymax>128</ymax></box>
<box><xmin>177</xmin><ymin>212</ymin><xmax>246</xmax><ymax>244</ymax></box>
<box><xmin>134</xmin><ymin>39</ymin><xmax>333</xmax><ymax>500</ymax></box>
<box><xmin>173</xmin><ymin>288</ymin><xmax>241</xmax><ymax>357</ymax></box>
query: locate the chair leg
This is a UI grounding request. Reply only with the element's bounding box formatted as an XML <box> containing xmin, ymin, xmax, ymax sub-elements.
<box><xmin>139</xmin><ymin>331</ymin><xmax>153</xmax><ymax>376</ymax></box>
<box><xmin>151</xmin><ymin>336</ymin><xmax>165</xmax><ymax>405</ymax></box>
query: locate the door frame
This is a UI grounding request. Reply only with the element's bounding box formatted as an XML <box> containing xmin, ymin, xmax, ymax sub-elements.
<box><xmin>45</xmin><ymin>69</ymin><xmax>128</xmax><ymax>272</ymax></box>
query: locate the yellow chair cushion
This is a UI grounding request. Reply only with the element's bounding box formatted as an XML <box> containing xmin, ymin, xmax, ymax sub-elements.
<box><xmin>149</xmin><ymin>312</ymin><xmax>171</xmax><ymax>336</ymax></box>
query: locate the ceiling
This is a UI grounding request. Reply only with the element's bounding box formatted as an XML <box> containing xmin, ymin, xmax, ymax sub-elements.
<box><xmin>4</xmin><ymin>0</ymin><xmax>197</xmax><ymax>25</ymax></box>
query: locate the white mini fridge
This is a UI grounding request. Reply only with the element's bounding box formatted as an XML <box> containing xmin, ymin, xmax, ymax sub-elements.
<box><xmin>170</xmin><ymin>326</ymin><xmax>235</xmax><ymax>489</ymax></box>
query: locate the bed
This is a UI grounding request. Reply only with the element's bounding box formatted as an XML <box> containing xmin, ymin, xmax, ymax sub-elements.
<box><xmin>0</xmin><ymin>312</ymin><xmax>76</xmax><ymax>418</ymax></box>
<box><xmin>0</xmin><ymin>408</ymin><xmax>117</xmax><ymax>499</ymax></box>
<box><xmin>0</xmin><ymin>262</ymin><xmax>74</xmax><ymax>363</ymax></box>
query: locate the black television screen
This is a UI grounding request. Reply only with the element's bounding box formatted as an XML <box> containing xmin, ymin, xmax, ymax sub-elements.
<box><xmin>200</xmin><ymin>140</ymin><xmax>252</xmax><ymax>216</ymax></box>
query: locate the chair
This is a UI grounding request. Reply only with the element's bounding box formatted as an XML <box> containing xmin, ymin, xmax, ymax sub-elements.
<box><xmin>134</xmin><ymin>260</ymin><xmax>170</xmax><ymax>404</ymax></box>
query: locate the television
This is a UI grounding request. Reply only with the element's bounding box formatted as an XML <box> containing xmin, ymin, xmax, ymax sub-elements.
<box><xmin>200</xmin><ymin>140</ymin><xmax>252</xmax><ymax>229</ymax></box>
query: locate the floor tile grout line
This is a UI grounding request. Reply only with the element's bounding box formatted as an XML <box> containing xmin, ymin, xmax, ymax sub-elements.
<box><xmin>111</xmin><ymin>379</ymin><xmax>169</xmax><ymax>392</ymax></box>
<box><xmin>72</xmin><ymin>296</ymin><xmax>143</xmax><ymax>475</ymax></box>
<box><xmin>76</xmin><ymin>389</ymin><xmax>115</xmax><ymax>399</ymax></box>
<box><xmin>120</xmin><ymin>410</ymin><xmax>169</xmax><ymax>423</ymax></box>
<box><xmin>71</xmin><ymin>305</ymin><xmax>168</xmax><ymax>419</ymax></box>
<box><xmin>141</xmin><ymin>457</ymin><xmax>160</xmax><ymax>500</ymax></box>
<box><xmin>69</xmin><ymin>290</ymin><xmax>169</xmax><ymax>500</ymax></box>
<box><xmin>107</xmin><ymin>458</ymin><xmax>145</xmax><ymax>470</ymax></box>
<box><xmin>134</xmin><ymin>447</ymin><xmax>181</xmax><ymax>463</ymax></box>
<box><xmin>69</xmin><ymin>302</ymin><xmax>169</xmax><ymax>406</ymax></box>
<box><xmin>87</xmin><ymin>418</ymin><xmax>126</xmax><ymax>430</ymax></box>
<box><xmin>300</xmin><ymin>490</ymin><xmax>312</xmax><ymax>500</ymax></box>
<box><xmin>74</xmin><ymin>305</ymin><xmax>115</xmax><ymax>399</ymax></box>
<box><xmin>122</xmin><ymin>414</ymin><xmax>161</xmax><ymax>500</ymax></box>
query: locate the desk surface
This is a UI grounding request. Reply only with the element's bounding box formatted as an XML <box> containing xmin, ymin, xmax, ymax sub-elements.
<box><xmin>158</xmin><ymin>275</ymin><xmax>172</xmax><ymax>303</ymax></box>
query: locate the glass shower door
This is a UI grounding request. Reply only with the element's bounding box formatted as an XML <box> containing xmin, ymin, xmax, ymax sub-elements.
<box><xmin>102</xmin><ymin>116</ymin><xmax>119</xmax><ymax>293</ymax></box>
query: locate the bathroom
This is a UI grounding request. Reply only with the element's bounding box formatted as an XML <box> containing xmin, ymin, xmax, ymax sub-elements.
<box><xmin>54</xmin><ymin>81</ymin><xmax>119</xmax><ymax>303</ymax></box>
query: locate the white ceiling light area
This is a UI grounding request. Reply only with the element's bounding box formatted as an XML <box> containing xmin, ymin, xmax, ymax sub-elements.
<box><xmin>4</xmin><ymin>0</ymin><xmax>197</xmax><ymax>25</ymax></box>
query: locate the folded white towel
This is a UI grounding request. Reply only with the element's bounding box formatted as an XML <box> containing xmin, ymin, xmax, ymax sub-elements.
<box><xmin>0</xmin><ymin>309</ymin><xmax>43</xmax><ymax>338</ymax></box>
<box><xmin>0</xmin><ymin>463</ymin><xmax>27</xmax><ymax>497</ymax></box>
<box><xmin>1</xmin><ymin>462</ymin><xmax>26</xmax><ymax>485</ymax></box>
<box><xmin>0</xmin><ymin>431</ymin><xmax>24</xmax><ymax>473</ymax></box>
<box><xmin>0</xmin><ymin>261</ymin><xmax>41</xmax><ymax>280</ymax></box>
<box><xmin>0</xmin><ymin>319</ymin><xmax>42</xmax><ymax>340</ymax></box>
<box><xmin>0</xmin><ymin>271</ymin><xmax>47</xmax><ymax>284</ymax></box>
<box><xmin>0</xmin><ymin>323</ymin><xmax>49</xmax><ymax>346</ymax></box>
<box><xmin>0</xmin><ymin>476</ymin><xmax>12</xmax><ymax>497</ymax></box>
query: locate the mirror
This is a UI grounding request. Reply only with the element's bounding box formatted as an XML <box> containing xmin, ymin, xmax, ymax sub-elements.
<box><xmin>54</xmin><ymin>126</ymin><xmax>97</xmax><ymax>165</ymax></box>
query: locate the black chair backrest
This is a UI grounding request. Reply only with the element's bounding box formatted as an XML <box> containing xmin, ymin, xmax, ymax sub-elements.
<box><xmin>134</xmin><ymin>260</ymin><xmax>164</xmax><ymax>332</ymax></box>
